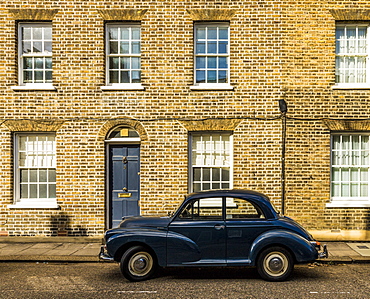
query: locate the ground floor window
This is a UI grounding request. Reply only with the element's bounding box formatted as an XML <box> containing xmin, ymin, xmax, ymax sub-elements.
<box><xmin>13</xmin><ymin>133</ymin><xmax>57</xmax><ymax>208</ymax></box>
<box><xmin>330</xmin><ymin>133</ymin><xmax>370</xmax><ymax>207</ymax></box>
<box><xmin>190</xmin><ymin>132</ymin><xmax>233</xmax><ymax>192</ymax></box>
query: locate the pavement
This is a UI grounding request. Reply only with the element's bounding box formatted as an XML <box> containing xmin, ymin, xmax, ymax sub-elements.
<box><xmin>0</xmin><ymin>237</ymin><xmax>370</xmax><ymax>263</ymax></box>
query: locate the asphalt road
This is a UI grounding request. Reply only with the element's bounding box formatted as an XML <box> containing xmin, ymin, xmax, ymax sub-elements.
<box><xmin>0</xmin><ymin>262</ymin><xmax>369</xmax><ymax>299</ymax></box>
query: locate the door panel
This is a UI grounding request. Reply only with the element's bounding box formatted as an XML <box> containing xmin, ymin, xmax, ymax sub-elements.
<box><xmin>109</xmin><ymin>145</ymin><xmax>140</xmax><ymax>228</ymax></box>
<box><xmin>167</xmin><ymin>197</ymin><xmax>226</xmax><ymax>265</ymax></box>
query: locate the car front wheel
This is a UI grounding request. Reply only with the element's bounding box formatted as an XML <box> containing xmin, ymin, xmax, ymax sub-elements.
<box><xmin>257</xmin><ymin>246</ymin><xmax>293</xmax><ymax>282</ymax></box>
<box><xmin>120</xmin><ymin>246</ymin><xmax>157</xmax><ymax>282</ymax></box>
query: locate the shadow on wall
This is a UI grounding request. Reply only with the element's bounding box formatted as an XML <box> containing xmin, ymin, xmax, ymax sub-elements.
<box><xmin>50</xmin><ymin>212</ymin><xmax>88</xmax><ymax>236</ymax></box>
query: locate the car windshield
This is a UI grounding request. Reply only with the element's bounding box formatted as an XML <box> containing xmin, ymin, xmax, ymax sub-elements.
<box><xmin>168</xmin><ymin>198</ymin><xmax>186</xmax><ymax>217</ymax></box>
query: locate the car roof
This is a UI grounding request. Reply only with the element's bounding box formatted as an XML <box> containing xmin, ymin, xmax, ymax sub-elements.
<box><xmin>182</xmin><ymin>189</ymin><xmax>278</xmax><ymax>218</ymax></box>
<box><xmin>187</xmin><ymin>189</ymin><xmax>270</xmax><ymax>201</ymax></box>
<box><xmin>184</xmin><ymin>189</ymin><xmax>278</xmax><ymax>219</ymax></box>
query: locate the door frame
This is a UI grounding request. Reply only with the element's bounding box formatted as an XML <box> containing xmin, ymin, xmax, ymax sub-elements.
<box><xmin>105</xmin><ymin>139</ymin><xmax>141</xmax><ymax>229</ymax></box>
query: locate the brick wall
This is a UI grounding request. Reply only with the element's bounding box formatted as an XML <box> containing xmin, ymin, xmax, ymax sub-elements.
<box><xmin>0</xmin><ymin>0</ymin><xmax>369</xmax><ymax>239</ymax></box>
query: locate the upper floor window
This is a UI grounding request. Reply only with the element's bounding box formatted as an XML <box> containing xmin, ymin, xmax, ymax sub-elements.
<box><xmin>190</xmin><ymin>132</ymin><xmax>233</xmax><ymax>192</ymax></box>
<box><xmin>103</xmin><ymin>23</ymin><xmax>143</xmax><ymax>90</ymax></box>
<box><xmin>329</xmin><ymin>133</ymin><xmax>370</xmax><ymax>207</ymax></box>
<box><xmin>335</xmin><ymin>24</ymin><xmax>370</xmax><ymax>88</ymax></box>
<box><xmin>192</xmin><ymin>23</ymin><xmax>232</xmax><ymax>90</ymax></box>
<box><xmin>18</xmin><ymin>23</ymin><xmax>53</xmax><ymax>88</ymax></box>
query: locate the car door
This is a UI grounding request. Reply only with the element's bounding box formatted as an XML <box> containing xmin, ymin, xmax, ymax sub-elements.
<box><xmin>167</xmin><ymin>197</ymin><xmax>226</xmax><ymax>266</ymax></box>
<box><xmin>225</xmin><ymin>197</ymin><xmax>273</xmax><ymax>264</ymax></box>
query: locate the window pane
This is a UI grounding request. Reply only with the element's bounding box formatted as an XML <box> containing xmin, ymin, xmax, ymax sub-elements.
<box><xmin>109</xmin><ymin>27</ymin><xmax>118</xmax><ymax>40</ymax></box>
<box><xmin>33</xmin><ymin>27</ymin><xmax>42</xmax><ymax>40</ymax></box>
<box><xmin>109</xmin><ymin>71</ymin><xmax>119</xmax><ymax>83</ymax></box>
<box><xmin>196</xmin><ymin>56</ymin><xmax>206</xmax><ymax>69</ymax></box>
<box><xmin>39</xmin><ymin>170</ymin><xmax>47</xmax><ymax>182</ymax></box>
<box><xmin>219</xmin><ymin>41</ymin><xmax>228</xmax><ymax>54</ymax></box>
<box><xmin>30</xmin><ymin>184</ymin><xmax>37</xmax><ymax>198</ymax></box>
<box><xmin>208</xmin><ymin>28</ymin><xmax>217</xmax><ymax>39</ymax></box>
<box><xmin>196</xmin><ymin>70</ymin><xmax>206</xmax><ymax>83</ymax></box>
<box><xmin>22</xmin><ymin>27</ymin><xmax>32</xmax><ymax>40</ymax></box>
<box><xmin>196</xmin><ymin>42</ymin><xmax>206</xmax><ymax>54</ymax></box>
<box><xmin>22</xmin><ymin>41</ymin><xmax>32</xmax><ymax>53</ymax></box>
<box><xmin>33</xmin><ymin>41</ymin><xmax>42</xmax><ymax>53</ymax></box>
<box><xmin>132</xmin><ymin>57</ymin><xmax>140</xmax><ymax>69</ymax></box>
<box><xmin>109</xmin><ymin>41</ymin><xmax>118</xmax><ymax>54</ymax></box>
<box><xmin>132</xmin><ymin>28</ymin><xmax>140</xmax><ymax>40</ymax></box>
<box><xmin>120</xmin><ymin>71</ymin><xmax>130</xmax><ymax>83</ymax></box>
<box><xmin>132</xmin><ymin>71</ymin><xmax>141</xmax><ymax>83</ymax></box>
<box><xmin>120</xmin><ymin>28</ymin><xmax>130</xmax><ymax>40</ymax></box>
<box><xmin>132</xmin><ymin>42</ymin><xmax>140</xmax><ymax>54</ymax></box>
<box><xmin>21</xmin><ymin>170</ymin><xmax>28</xmax><ymax>183</ymax></box>
<box><xmin>219</xmin><ymin>28</ymin><xmax>228</xmax><ymax>39</ymax></box>
<box><xmin>45</xmin><ymin>58</ymin><xmax>52</xmax><ymax>69</ymax></box>
<box><xmin>207</xmin><ymin>70</ymin><xmax>217</xmax><ymax>83</ymax></box>
<box><xmin>110</xmin><ymin>57</ymin><xmax>119</xmax><ymax>69</ymax></box>
<box><xmin>21</xmin><ymin>184</ymin><xmax>28</xmax><ymax>199</ymax></box>
<box><xmin>44</xmin><ymin>27</ymin><xmax>52</xmax><ymax>40</ymax></box>
<box><xmin>207</xmin><ymin>57</ymin><xmax>217</xmax><ymax>69</ymax></box>
<box><xmin>219</xmin><ymin>70</ymin><xmax>227</xmax><ymax>83</ymax></box>
<box><xmin>49</xmin><ymin>184</ymin><xmax>56</xmax><ymax>198</ymax></box>
<box><xmin>207</xmin><ymin>41</ymin><xmax>217</xmax><ymax>54</ymax></box>
<box><xmin>203</xmin><ymin>168</ymin><xmax>210</xmax><ymax>181</ymax></box>
<box><xmin>196</xmin><ymin>28</ymin><xmax>206</xmax><ymax>39</ymax></box>
<box><xmin>39</xmin><ymin>184</ymin><xmax>47</xmax><ymax>198</ymax></box>
<box><xmin>120</xmin><ymin>41</ymin><xmax>129</xmax><ymax>54</ymax></box>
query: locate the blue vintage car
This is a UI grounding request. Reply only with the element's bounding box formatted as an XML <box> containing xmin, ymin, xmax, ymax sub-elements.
<box><xmin>99</xmin><ymin>189</ymin><xmax>327</xmax><ymax>282</ymax></box>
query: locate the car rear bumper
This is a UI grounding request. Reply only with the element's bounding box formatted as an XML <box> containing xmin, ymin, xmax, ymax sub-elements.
<box><xmin>318</xmin><ymin>244</ymin><xmax>329</xmax><ymax>258</ymax></box>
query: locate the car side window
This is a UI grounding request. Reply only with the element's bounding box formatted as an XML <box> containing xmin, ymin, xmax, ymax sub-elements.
<box><xmin>226</xmin><ymin>197</ymin><xmax>265</xmax><ymax>219</ymax></box>
<box><xmin>179</xmin><ymin>197</ymin><xmax>223</xmax><ymax>220</ymax></box>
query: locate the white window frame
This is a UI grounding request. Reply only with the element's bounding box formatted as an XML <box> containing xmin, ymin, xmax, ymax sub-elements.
<box><xmin>191</xmin><ymin>22</ymin><xmax>233</xmax><ymax>90</ymax></box>
<box><xmin>189</xmin><ymin>132</ymin><xmax>233</xmax><ymax>193</ymax></box>
<box><xmin>101</xmin><ymin>23</ymin><xmax>144</xmax><ymax>91</ymax></box>
<box><xmin>9</xmin><ymin>133</ymin><xmax>58</xmax><ymax>209</ymax></box>
<box><xmin>334</xmin><ymin>23</ymin><xmax>370</xmax><ymax>89</ymax></box>
<box><xmin>328</xmin><ymin>133</ymin><xmax>370</xmax><ymax>208</ymax></box>
<box><xmin>12</xmin><ymin>22</ymin><xmax>55</xmax><ymax>91</ymax></box>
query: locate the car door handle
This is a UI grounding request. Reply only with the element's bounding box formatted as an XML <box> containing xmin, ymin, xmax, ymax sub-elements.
<box><xmin>214</xmin><ymin>224</ymin><xmax>225</xmax><ymax>230</ymax></box>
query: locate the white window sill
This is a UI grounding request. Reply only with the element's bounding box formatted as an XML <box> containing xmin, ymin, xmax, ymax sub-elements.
<box><xmin>11</xmin><ymin>84</ymin><xmax>56</xmax><ymax>91</ymax></box>
<box><xmin>190</xmin><ymin>84</ymin><xmax>234</xmax><ymax>91</ymax></box>
<box><xmin>326</xmin><ymin>201</ymin><xmax>370</xmax><ymax>208</ymax></box>
<box><xmin>8</xmin><ymin>201</ymin><xmax>59</xmax><ymax>209</ymax></box>
<box><xmin>332</xmin><ymin>84</ymin><xmax>370</xmax><ymax>90</ymax></box>
<box><xmin>101</xmin><ymin>84</ymin><xmax>145</xmax><ymax>91</ymax></box>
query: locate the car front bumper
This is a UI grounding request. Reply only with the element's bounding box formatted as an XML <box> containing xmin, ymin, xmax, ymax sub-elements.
<box><xmin>99</xmin><ymin>245</ymin><xmax>114</xmax><ymax>262</ymax></box>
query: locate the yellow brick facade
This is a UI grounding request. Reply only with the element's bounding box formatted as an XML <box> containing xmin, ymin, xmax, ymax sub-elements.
<box><xmin>0</xmin><ymin>1</ymin><xmax>369</xmax><ymax>240</ymax></box>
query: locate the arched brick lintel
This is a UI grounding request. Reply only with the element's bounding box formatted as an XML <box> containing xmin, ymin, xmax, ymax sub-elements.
<box><xmin>97</xmin><ymin>119</ymin><xmax>149</xmax><ymax>141</ymax></box>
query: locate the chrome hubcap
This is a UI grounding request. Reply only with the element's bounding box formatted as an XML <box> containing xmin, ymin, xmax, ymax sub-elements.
<box><xmin>129</xmin><ymin>252</ymin><xmax>153</xmax><ymax>277</ymax></box>
<box><xmin>268</xmin><ymin>257</ymin><xmax>284</xmax><ymax>272</ymax></box>
<box><xmin>264</xmin><ymin>252</ymin><xmax>288</xmax><ymax>276</ymax></box>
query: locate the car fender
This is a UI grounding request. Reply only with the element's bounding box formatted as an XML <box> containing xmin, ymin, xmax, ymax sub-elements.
<box><xmin>166</xmin><ymin>231</ymin><xmax>201</xmax><ymax>265</ymax></box>
<box><xmin>106</xmin><ymin>229</ymin><xmax>167</xmax><ymax>266</ymax></box>
<box><xmin>249</xmin><ymin>229</ymin><xmax>318</xmax><ymax>265</ymax></box>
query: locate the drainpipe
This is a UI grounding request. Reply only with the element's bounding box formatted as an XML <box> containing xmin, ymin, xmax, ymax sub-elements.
<box><xmin>279</xmin><ymin>99</ymin><xmax>288</xmax><ymax>215</ymax></box>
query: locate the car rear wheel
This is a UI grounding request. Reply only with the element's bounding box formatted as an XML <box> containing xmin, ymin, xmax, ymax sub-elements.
<box><xmin>257</xmin><ymin>246</ymin><xmax>293</xmax><ymax>282</ymax></box>
<box><xmin>120</xmin><ymin>246</ymin><xmax>157</xmax><ymax>282</ymax></box>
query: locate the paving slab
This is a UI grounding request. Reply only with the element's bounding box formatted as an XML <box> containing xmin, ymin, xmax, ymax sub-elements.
<box><xmin>326</xmin><ymin>242</ymin><xmax>360</xmax><ymax>257</ymax></box>
<box><xmin>347</xmin><ymin>243</ymin><xmax>370</xmax><ymax>257</ymax></box>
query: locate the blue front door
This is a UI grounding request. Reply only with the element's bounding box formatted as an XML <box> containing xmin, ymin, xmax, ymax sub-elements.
<box><xmin>109</xmin><ymin>145</ymin><xmax>140</xmax><ymax>228</ymax></box>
